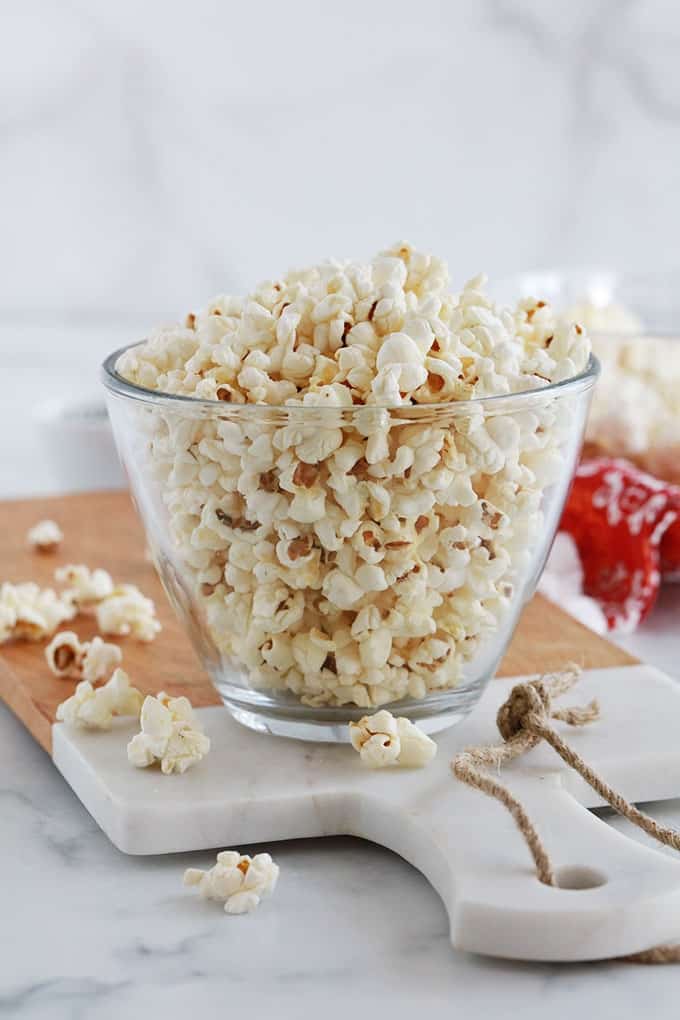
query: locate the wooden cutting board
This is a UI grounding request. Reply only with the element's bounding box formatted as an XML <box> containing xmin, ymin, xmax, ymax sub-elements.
<box><xmin>0</xmin><ymin>490</ymin><xmax>636</xmax><ymax>754</ymax></box>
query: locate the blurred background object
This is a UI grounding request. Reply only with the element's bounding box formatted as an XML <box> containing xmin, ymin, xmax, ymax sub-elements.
<box><xmin>496</xmin><ymin>270</ymin><xmax>680</xmax><ymax>484</ymax></box>
<box><xmin>2</xmin><ymin>0</ymin><xmax>680</xmax><ymax>647</ymax></box>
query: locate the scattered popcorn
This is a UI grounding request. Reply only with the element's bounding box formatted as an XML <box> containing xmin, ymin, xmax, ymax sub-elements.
<box><xmin>349</xmin><ymin>710</ymin><xmax>437</xmax><ymax>768</ymax></box>
<box><xmin>45</xmin><ymin>630</ymin><xmax>83</xmax><ymax>677</ymax></box>
<box><xmin>56</xmin><ymin>668</ymin><xmax>143</xmax><ymax>730</ymax></box>
<box><xmin>54</xmin><ymin>565</ymin><xmax>160</xmax><ymax>642</ymax></box>
<box><xmin>127</xmin><ymin>692</ymin><xmax>210</xmax><ymax>774</ymax></box>
<box><xmin>27</xmin><ymin>519</ymin><xmax>63</xmax><ymax>553</ymax></box>
<box><xmin>95</xmin><ymin>586</ymin><xmax>161</xmax><ymax>642</ymax></box>
<box><xmin>184</xmin><ymin>850</ymin><xmax>279</xmax><ymax>914</ymax></box>
<box><xmin>45</xmin><ymin>631</ymin><xmax>123</xmax><ymax>681</ymax></box>
<box><xmin>115</xmin><ymin>243</ymin><xmax>592</xmax><ymax>710</ymax></box>
<box><xmin>55</xmin><ymin>564</ymin><xmax>115</xmax><ymax>609</ymax></box>
<box><xmin>0</xmin><ymin>582</ymin><xmax>75</xmax><ymax>644</ymax></box>
<box><xmin>80</xmin><ymin>635</ymin><xmax>124</xmax><ymax>682</ymax></box>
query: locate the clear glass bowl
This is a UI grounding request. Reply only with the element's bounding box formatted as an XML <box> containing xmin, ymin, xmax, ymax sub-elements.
<box><xmin>103</xmin><ymin>346</ymin><xmax>599</xmax><ymax>741</ymax></box>
<box><xmin>495</xmin><ymin>270</ymin><xmax>680</xmax><ymax>485</ymax></box>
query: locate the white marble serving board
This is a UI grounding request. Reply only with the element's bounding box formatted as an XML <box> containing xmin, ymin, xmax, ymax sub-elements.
<box><xmin>53</xmin><ymin>664</ymin><xmax>680</xmax><ymax>963</ymax></box>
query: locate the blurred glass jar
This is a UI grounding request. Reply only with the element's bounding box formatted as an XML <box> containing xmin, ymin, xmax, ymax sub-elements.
<box><xmin>495</xmin><ymin>271</ymin><xmax>680</xmax><ymax>484</ymax></box>
<box><xmin>103</xmin><ymin>346</ymin><xmax>598</xmax><ymax>741</ymax></box>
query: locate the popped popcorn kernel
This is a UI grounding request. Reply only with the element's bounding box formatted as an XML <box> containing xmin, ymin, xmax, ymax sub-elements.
<box><xmin>55</xmin><ymin>565</ymin><xmax>115</xmax><ymax>609</ymax></box>
<box><xmin>27</xmin><ymin>519</ymin><xmax>63</xmax><ymax>553</ymax></box>
<box><xmin>95</xmin><ymin>585</ymin><xmax>161</xmax><ymax>642</ymax></box>
<box><xmin>350</xmin><ymin>710</ymin><xmax>436</xmax><ymax>768</ymax></box>
<box><xmin>45</xmin><ymin>631</ymin><xmax>123</xmax><ymax>682</ymax></box>
<box><xmin>127</xmin><ymin>691</ymin><xmax>210</xmax><ymax>774</ymax></box>
<box><xmin>183</xmin><ymin>850</ymin><xmax>279</xmax><ymax>915</ymax></box>
<box><xmin>0</xmin><ymin>582</ymin><xmax>75</xmax><ymax>644</ymax></box>
<box><xmin>56</xmin><ymin>668</ymin><xmax>143</xmax><ymax>730</ymax></box>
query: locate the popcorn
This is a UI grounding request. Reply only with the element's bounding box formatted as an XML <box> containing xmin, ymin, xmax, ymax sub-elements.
<box><xmin>56</xmin><ymin>668</ymin><xmax>143</xmax><ymax>730</ymax></box>
<box><xmin>27</xmin><ymin>519</ymin><xmax>63</xmax><ymax>553</ymax></box>
<box><xmin>127</xmin><ymin>692</ymin><xmax>210</xmax><ymax>774</ymax></box>
<box><xmin>184</xmin><ymin>850</ymin><xmax>279</xmax><ymax>915</ymax></box>
<box><xmin>349</xmin><ymin>710</ymin><xmax>437</xmax><ymax>768</ymax></box>
<box><xmin>95</xmin><ymin>586</ymin><xmax>161</xmax><ymax>642</ymax></box>
<box><xmin>45</xmin><ymin>631</ymin><xmax>83</xmax><ymax>677</ymax></box>
<box><xmin>0</xmin><ymin>582</ymin><xmax>75</xmax><ymax>643</ymax></box>
<box><xmin>115</xmin><ymin>243</ymin><xmax>592</xmax><ymax>710</ymax></box>
<box><xmin>80</xmin><ymin>635</ymin><xmax>124</xmax><ymax>682</ymax></box>
<box><xmin>45</xmin><ymin>631</ymin><xmax>123</xmax><ymax>681</ymax></box>
<box><xmin>55</xmin><ymin>564</ymin><xmax>115</xmax><ymax>608</ymax></box>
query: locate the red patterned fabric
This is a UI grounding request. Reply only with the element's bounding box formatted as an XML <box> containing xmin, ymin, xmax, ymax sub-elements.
<box><xmin>559</xmin><ymin>458</ymin><xmax>680</xmax><ymax>632</ymax></box>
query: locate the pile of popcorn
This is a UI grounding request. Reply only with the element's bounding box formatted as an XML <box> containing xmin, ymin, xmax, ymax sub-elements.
<box><xmin>117</xmin><ymin>243</ymin><xmax>591</xmax><ymax>710</ymax></box>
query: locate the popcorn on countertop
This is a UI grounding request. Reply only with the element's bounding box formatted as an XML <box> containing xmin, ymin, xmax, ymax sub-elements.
<box><xmin>127</xmin><ymin>691</ymin><xmax>210</xmax><ymax>774</ymax></box>
<box><xmin>56</xmin><ymin>668</ymin><xmax>143</xmax><ymax>730</ymax></box>
<box><xmin>349</xmin><ymin>710</ymin><xmax>437</xmax><ymax>768</ymax></box>
<box><xmin>184</xmin><ymin>850</ymin><xmax>279</xmax><ymax>915</ymax></box>
<box><xmin>45</xmin><ymin>631</ymin><xmax>123</xmax><ymax>681</ymax></box>
<box><xmin>0</xmin><ymin>582</ymin><xmax>75</xmax><ymax>644</ymax></box>
<box><xmin>27</xmin><ymin>519</ymin><xmax>63</xmax><ymax>553</ymax></box>
<box><xmin>115</xmin><ymin>242</ymin><xmax>592</xmax><ymax>709</ymax></box>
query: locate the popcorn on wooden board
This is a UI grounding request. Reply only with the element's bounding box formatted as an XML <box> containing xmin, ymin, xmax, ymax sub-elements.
<box><xmin>26</xmin><ymin>519</ymin><xmax>63</xmax><ymax>553</ymax></box>
<box><xmin>349</xmin><ymin>710</ymin><xmax>437</xmax><ymax>768</ymax></box>
<box><xmin>184</xmin><ymin>850</ymin><xmax>279</xmax><ymax>915</ymax></box>
<box><xmin>127</xmin><ymin>692</ymin><xmax>210</xmax><ymax>774</ymax></box>
<box><xmin>0</xmin><ymin>582</ymin><xmax>75</xmax><ymax>644</ymax></box>
<box><xmin>54</xmin><ymin>565</ymin><xmax>161</xmax><ymax>641</ymax></box>
<box><xmin>56</xmin><ymin>668</ymin><xmax>143</xmax><ymax>730</ymax></box>
<box><xmin>45</xmin><ymin>631</ymin><xmax>123</xmax><ymax>682</ymax></box>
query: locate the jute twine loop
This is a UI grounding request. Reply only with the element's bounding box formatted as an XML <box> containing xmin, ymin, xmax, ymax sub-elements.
<box><xmin>496</xmin><ymin>678</ymin><xmax>550</xmax><ymax>741</ymax></box>
<box><xmin>452</xmin><ymin>663</ymin><xmax>680</xmax><ymax>964</ymax></box>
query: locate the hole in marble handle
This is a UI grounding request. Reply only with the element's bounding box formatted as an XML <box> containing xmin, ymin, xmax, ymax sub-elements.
<box><xmin>555</xmin><ymin>865</ymin><xmax>607</xmax><ymax>890</ymax></box>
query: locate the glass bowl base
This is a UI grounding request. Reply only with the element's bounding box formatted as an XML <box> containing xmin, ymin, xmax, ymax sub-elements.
<box><xmin>214</xmin><ymin>676</ymin><xmax>489</xmax><ymax>743</ymax></box>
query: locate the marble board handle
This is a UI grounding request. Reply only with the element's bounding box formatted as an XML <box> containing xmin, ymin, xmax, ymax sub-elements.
<box><xmin>357</xmin><ymin>777</ymin><xmax>680</xmax><ymax>962</ymax></box>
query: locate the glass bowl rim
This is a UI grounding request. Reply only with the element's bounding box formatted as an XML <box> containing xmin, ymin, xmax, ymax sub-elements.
<box><xmin>102</xmin><ymin>342</ymin><xmax>600</xmax><ymax>417</ymax></box>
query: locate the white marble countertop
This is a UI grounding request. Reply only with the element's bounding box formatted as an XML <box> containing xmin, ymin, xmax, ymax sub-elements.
<box><xmin>3</xmin><ymin>323</ymin><xmax>680</xmax><ymax>1016</ymax></box>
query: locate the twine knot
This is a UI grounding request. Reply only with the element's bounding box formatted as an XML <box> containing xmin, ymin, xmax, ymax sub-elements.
<box><xmin>452</xmin><ymin>663</ymin><xmax>680</xmax><ymax>964</ymax></box>
<box><xmin>496</xmin><ymin>678</ymin><xmax>550</xmax><ymax>741</ymax></box>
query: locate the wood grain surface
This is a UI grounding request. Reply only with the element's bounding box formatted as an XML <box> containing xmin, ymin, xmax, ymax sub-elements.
<box><xmin>0</xmin><ymin>491</ymin><xmax>637</xmax><ymax>753</ymax></box>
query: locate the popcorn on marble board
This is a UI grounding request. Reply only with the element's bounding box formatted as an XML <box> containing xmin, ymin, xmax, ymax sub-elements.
<box><xmin>127</xmin><ymin>691</ymin><xmax>210</xmax><ymax>774</ymax></box>
<box><xmin>349</xmin><ymin>710</ymin><xmax>437</xmax><ymax>768</ymax></box>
